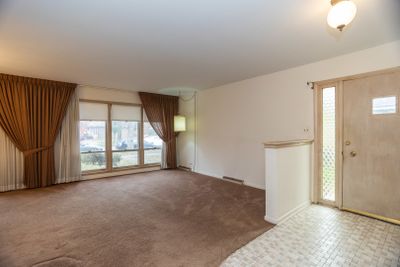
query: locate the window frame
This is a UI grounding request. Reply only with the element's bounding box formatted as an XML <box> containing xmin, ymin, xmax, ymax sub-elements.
<box><xmin>79</xmin><ymin>99</ymin><xmax>161</xmax><ymax>175</ymax></box>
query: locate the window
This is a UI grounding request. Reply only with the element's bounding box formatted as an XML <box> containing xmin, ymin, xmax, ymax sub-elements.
<box><xmin>322</xmin><ymin>87</ymin><xmax>336</xmax><ymax>202</ymax></box>
<box><xmin>79</xmin><ymin>102</ymin><xmax>108</xmax><ymax>172</ymax></box>
<box><xmin>372</xmin><ymin>96</ymin><xmax>397</xmax><ymax>115</ymax></box>
<box><xmin>79</xmin><ymin>101</ymin><xmax>161</xmax><ymax>173</ymax></box>
<box><xmin>80</xmin><ymin>121</ymin><xmax>107</xmax><ymax>171</ymax></box>
<box><xmin>111</xmin><ymin>105</ymin><xmax>141</xmax><ymax>168</ymax></box>
<box><xmin>144</xmin><ymin>122</ymin><xmax>162</xmax><ymax>164</ymax></box>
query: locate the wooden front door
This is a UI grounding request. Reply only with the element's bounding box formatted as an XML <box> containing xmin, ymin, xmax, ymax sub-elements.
<box><xmin>342</xmin><ymin>70</ymin><xmax>400</xmax><ymax>223</ymax></box>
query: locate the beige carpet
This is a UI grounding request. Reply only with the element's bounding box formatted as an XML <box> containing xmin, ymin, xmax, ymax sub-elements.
<box><xmin>0</xmin><ymin>170</ymin><xmax>273</xmax><ymax>267</ymax></box>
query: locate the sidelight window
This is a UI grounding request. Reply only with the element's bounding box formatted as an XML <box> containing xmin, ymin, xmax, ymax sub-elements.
<box><xmin>322</xmin><ymin>87</ymin><xmax>336</xmax><ymax>202</ymax></box>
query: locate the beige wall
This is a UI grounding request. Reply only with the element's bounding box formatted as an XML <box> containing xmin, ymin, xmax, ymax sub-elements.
<box><xmin>194</xmin><ymin>40</ymin><xmax>400</xmax><ymax>189</ymax></box>
<box><xmin>177</xmin><ymin>94</ymin><xmax>197</xmax><ymax>170</ymax></box>
<box><xmin>78</xmin><ymin>85</ymin><xmax>141</xmax><ymax>104</ymax></box>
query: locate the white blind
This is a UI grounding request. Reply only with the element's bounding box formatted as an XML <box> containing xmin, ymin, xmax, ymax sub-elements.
<box><xmin>111</xmin><ymin>105</ymin><xmax>141</xmax><ymax>121</ymax></box>
<box><xmin>79</xmin><ymin>102</ymin><xmax>108</xmax><ymax>120</ymax></box>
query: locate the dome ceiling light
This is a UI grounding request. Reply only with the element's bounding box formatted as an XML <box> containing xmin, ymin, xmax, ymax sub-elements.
<box><xmin>327</xmin><ymin>0</ymin><xmax>357</xmax><ymax>31</ymax></box>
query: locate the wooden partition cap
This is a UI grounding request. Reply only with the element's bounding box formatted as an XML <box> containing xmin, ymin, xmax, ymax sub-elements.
<box><xmin>264</xmin><ymin>139</ymin><xmax>314</xmax><ymax>148</ymax></box>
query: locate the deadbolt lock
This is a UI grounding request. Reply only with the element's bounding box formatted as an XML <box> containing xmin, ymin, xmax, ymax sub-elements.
<box><xmin>345</xmin><ymin>141</ymin><xmax>351</xmax><ymax>146</ymax></box>
<box><xmin>350</xmin><ymin>151</ymin><xmax>357</xmax><ymax>157</ymax></box>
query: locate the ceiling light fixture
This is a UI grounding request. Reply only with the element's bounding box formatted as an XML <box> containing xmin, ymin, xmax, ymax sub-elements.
<box><xmin>327</xmin><ymin>0</ymin><xmax>357</xmax><ymax>31</ymax></box>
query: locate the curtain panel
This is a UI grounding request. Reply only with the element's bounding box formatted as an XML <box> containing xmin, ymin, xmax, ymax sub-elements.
<box><xmin>0</xmin><ymin>127</ymin><xmax>24</xmax><ymax>192</ymax></box>
<box><xmin>139</xmin><ymin>92</ymin><xmax>178</xmax><ymax>169</ymax></box>
<box><xmin>54</xmin><ymin>90</ymin><xmax>81</xmax><ymax>184</ymax></box>
<box><xmin>0</xmin><ymin>89</ymin><xmax>81</xmax><ymax>192</ymax></box>
<box><xmin>0</xmin><ymin>73</ymin><xmax>76</xmax><ymax>188</ymax></box>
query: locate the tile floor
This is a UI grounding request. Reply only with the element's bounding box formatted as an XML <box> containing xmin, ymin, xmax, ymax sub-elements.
<box><xmin>221</xmin><ymin>205</ymin><xmax>400</xmax><ymax>267</ymax></box>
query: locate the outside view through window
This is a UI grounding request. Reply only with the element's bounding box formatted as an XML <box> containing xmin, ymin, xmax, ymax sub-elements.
<box><xmin>112</xmin><ymin>121</ymin><xmax>139</xmax><ymax>167</ymax></box>
<box><xmin>80</xmin><ymin>121</ymin><xmax>107</xmax><ymax>171</ymax></box>
<box><xmin>79</xmin><ymin>103</ymin><xmax>162</xmax><ymax>172</ymax></box>
<box><xmin>144</xmin><ymin>122</ymin><xmax>162</xmax><ymax>164</ymax></box>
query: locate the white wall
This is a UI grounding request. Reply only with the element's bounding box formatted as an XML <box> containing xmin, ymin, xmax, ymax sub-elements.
<box><xmin>194</xmin><ymin>40</ymin><xmax>400</xmax><ymax>189</ymax></box>
<box><xmin>265</xmin><ymin>144</ymin><xmax>312</xmax><ymax>224</ymax></box>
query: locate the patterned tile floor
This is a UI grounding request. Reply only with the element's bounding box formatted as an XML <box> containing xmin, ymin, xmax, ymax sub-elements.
<box><xmin>221</xmin><ymin>205</ymin><xmax>400</xmax><ymax>267</ymax></box>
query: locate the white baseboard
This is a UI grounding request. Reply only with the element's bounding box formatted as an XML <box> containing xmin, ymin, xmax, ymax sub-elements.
<box><xmin>265</xmin><ymin>201</ymin><xmax>310</xmax><ymax>225</ymax></box>
<box><xmin>194</xmin><ymin>171</ymin><xmax>265</xmax><ymax>190</ymax></box>
<box><xmin>244</xmin><ymin>181</ymin><xmax>265</xmax><ymax>190</ymax></box>
<box><xmin>193</xmin><ymin>170</ymin><xmax>222</xmax><ymax>180</ymax></box>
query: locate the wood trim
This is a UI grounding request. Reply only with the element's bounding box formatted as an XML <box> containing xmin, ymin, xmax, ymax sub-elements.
<box><xmin>106</xmin><ymin>103</ymin><xmax>112</xmax><ymax>171</ymax></box>
<box><xmin>139</xmin><ymin>107</ymin><xmax>144</xmax><ymax>165</ymax></box>
<box><xmin>82</xmin><ymin>163</ymin><xmax>161</xmax><ymax>176</ymax></box>
<box><xmin>80</xmin><ymin>98</ymin><xmax>141</xmax><ymax>107</ymax></box>
<box><xmin>342</xmin><ymin>208</ymin><xmax>400</xmax><ymax>225</ymax></box>
<box><xmin>82</xmin><ymin>165</ymin><xmax>161</xmax><ymax>181</ymax></box>
<box><xmin>314</xmin><ymin>82</ymin><xmax>340</xmax><ymax>206</ymax></box>
<box><xmin>312</xmin><ymin>85</ymin><xmax>321</xmax><ymax>203</ymax></box>
<box><xmin>263</xmin><ymin>139</ymin><xmax>313</xmax><ymax>148</ymax></box>
<box><xmin>336</xmin><ymin>80</ymin><xmax>344</xmax><ymax>209</ymax></box>
<box><xmin>314</xmin><ymin>66</ymin><xmax>400</xmax><ymax>86</ymax></box>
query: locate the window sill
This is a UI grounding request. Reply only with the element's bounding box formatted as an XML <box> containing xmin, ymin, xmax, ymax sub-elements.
<box><xmin>81</xmin><ymin>164</ymin><xmax>161</xmax><ymax>180</ymax></box>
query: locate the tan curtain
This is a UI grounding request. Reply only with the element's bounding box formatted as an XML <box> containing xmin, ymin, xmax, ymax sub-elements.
<box><xmin>139</xmin><ymin>92</ymin><xmax>178</xmax><ymax>169</ymax></box>
<box><xmin>0</xmin><ymin>73</ymin><xmax>76</xmax><ymax>188</ymax></box>
<box><xmin>54</xmin><ymin>90</ymin><xmax>81</xmax><ymax>184</ymax></box>
<box><xmin>0</xmin><ymin>127</ymin><xmax>24</xmax><ymax>192</ymax></box>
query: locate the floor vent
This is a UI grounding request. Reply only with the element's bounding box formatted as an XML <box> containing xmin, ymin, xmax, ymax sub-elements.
<box><xmin>222</xmin><ymin>176</ymin><xmax>244</xmax><ymax>185</ymax></box>
<box><xmin>178</xmin><ymin>165</ymin><xmax>192</xmax><ymax>172</ymax></box>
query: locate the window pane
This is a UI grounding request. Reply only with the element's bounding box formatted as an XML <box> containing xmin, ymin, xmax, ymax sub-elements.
<box><xmin>372</xmin><ymin>96</ymin><xmax>396</xmax><ymax>115</ymax></box>
<box><xmin>113</xmin><ymin>151</ymin><xmax>138</xmax><ymax>167</ymax></box>
<box><xmin>80</xmin><ymin>121</ymin><xmax>106</xmax><ymax>152</ymax></box>
<box><xmin>111</xmin><ymin>105</ymin><xmax>141</xmax><ymax>121</ymax></box>
<box><xmin>144</xmin><ymin>122</ymin><xmax>162</xmax><ymax>164</ymax></box>
<box><xmin>80</xmin><ymin>121</ymin><xmax>107</xmax><ymax>172</ymax></box>
<box><xmin>80</xmin><ymin>102</ymin><xmax>108</xmax><ymax>121</ymax></box>
<box><xmin>322</xmin><ymin>87</ymin><xmax>336</xmax><ymax>201</ymax></box>
<box><xmin>81</xmin><ymin>152</ymin><xmax>106</xmax><ymax>171</ymax></box>
<box><xmin>112</xmin><ymin>121</ymin><xmax>139</xmax><ymax>150</ymax></box>
<box><xmin>144</xmin><ymin>148</ymin><xmax>162</xmax><ymax>164</ymax></box>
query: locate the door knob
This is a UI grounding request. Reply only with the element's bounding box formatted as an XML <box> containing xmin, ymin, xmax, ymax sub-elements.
<box><xmin>350</xmin><ymin>151</ymin><xmax>357</xmax><ymax>157</ymax></box>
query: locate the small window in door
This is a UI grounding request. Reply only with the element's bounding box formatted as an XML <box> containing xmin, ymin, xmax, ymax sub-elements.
<box><xmin>372</xmin><ymin>96</ymin><xmax>396</xmax><ymax>115</ymax></box>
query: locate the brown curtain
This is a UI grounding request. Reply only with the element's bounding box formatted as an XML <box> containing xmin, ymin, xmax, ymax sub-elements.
<box><xmin>139</xmin><ymin>92</ymin><xmax>178</xmax><ymax>169</ymax></box>
<box><xmin>0</xmin><ymin>73</ymin><xmax>76</xmax><ymax>188</ymax></box>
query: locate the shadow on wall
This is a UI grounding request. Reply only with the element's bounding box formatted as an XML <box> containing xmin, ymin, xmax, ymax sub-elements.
<box><xmin>0</xmin><ymin>1</ymin><xmax>12</xmax><ymax>18</ymax></box>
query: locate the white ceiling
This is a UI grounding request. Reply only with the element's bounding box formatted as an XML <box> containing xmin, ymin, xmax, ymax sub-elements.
<box><xmin>0</xmin><ymin>0</ymin><xmax>399</xmax><ymax>92</ymax></box>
